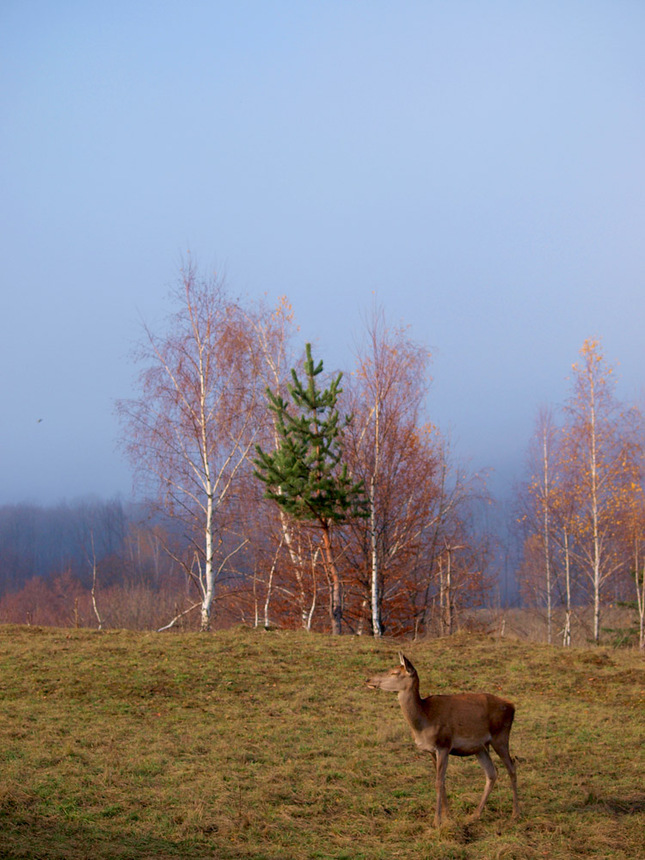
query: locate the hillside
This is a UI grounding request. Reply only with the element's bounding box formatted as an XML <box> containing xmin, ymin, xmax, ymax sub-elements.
<box><xmin>0</xmin><ymin>626</ymin><xmax>643</xmax><ymax>859</ymax></box>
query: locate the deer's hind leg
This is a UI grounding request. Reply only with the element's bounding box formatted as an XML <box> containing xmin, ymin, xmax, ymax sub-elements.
<box><xmin>491</xmin><ymin>733</ymin><xmax>520</xmax><ymax>819</ymax></box>
<box><xmin>470</xmin><ymin>747</ymin><xmax>497</xmax><ymax>821</ymax></box>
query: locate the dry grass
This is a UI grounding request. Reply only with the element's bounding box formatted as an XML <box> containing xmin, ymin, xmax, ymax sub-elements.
<box><xmin>0</xmin><ymin>625</ymin><xmax>643</xmax><ymax>859</ymax></box>
<box><xmin>460</xmin><ymin>604</ymin><xmax>640</xmax><ymax>647</ymax></box>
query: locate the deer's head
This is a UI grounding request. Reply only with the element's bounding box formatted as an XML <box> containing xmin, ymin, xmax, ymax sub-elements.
<box><xmin>367</xmin><ymin>652</ymin><xmax>419</xmax><ymax>692</ymax></box>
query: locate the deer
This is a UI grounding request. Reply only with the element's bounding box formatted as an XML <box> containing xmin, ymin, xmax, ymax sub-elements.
<box><xmin>367</xmin><ymin>653</ymin><xmax>520</xmax><ymax>828</ymax></box>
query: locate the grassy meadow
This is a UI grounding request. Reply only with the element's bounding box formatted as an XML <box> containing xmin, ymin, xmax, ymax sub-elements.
<box><xmin>0</xmin><ymin>625</ymin><xmax>643</xmax><ymax>860</ymax></box>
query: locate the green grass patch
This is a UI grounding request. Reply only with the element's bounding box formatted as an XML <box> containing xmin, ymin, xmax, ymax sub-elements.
<box><xmin>0</xmin><ymin>625</ymin><xmax>643</xmax><ymax>859</ymax></box>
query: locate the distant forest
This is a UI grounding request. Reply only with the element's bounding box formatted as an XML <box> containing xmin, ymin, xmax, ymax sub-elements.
<box><xmin>0</xmin><ymin>499</ymin><xmax>186</xmax><ymax>630</ymax></box>
<box><xmin>0</xmin><ymin>492</ymin><xmax>494</xmax><ymax>636</ymax></box>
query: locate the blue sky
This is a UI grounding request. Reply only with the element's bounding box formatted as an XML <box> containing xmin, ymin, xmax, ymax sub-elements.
<box><xmin>1</xmin><ymin>1</ymin><xmax>644</xmax><ymax>505</ymax></box>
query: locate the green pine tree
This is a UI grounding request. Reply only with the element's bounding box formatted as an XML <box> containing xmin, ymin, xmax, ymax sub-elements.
<box><xmin>254</xmin><ymin>343</ymin><xmax>367</xmax><ymax>633</ymax></box>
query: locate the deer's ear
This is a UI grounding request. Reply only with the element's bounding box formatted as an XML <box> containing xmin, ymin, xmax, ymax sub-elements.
<box><xmin>399</xmin><ymin>653</ymin><xmax>415</xmax><ymax>675</ymax></box>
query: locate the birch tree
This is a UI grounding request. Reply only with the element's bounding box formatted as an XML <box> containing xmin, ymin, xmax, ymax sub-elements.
<box><xmin>118</xmin><ymin>265</ymin><xmax>266</xmax><ymax>630</ymax></box>
<box><xmin>553</xmin><ymin>472</ymin><xmax>578</xmax><ymax>647</ymax></box>
<box><xmin>520</xmin><ymin>407</ymin><xmax>578</xmax><ymax>644</ymax></box>
<box><xmin>521</xmin><ymin>407</ymin><xmax>560</xmax><ymax>643</ymax></box>
<box><xmin>344</xmin><ymin>309</ymin><xmax>433</xmax><ymax>635</ymax></box>
<box><xmin>561</xmin><ymin>338</ymin><xmax>640</xmax><ymax>643</ymax></box>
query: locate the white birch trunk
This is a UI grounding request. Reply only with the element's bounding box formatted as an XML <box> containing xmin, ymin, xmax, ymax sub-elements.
<box><xmin>445</xmin><ymin>550</ymin><xmax>452</xmax><ymax>636</ymax></box>
<box><xmin>89</xmin><ymin>531</ymin><xmax>103</xmax><ymax>631</ymax></box>
<box><xmin>563</xmin><ymin>527</ymin><xmax>572</xmax><ymax>647</ymax></box>
<box><xmin>542</xmin><ymin>430</ymin><xmax>552</xmax><ymax>645</ymax></box>
<box><xmin>262</xmin><ymin>537</ymin><xmax>283</xmax><ymax>629</ymax></box>
<box><xmin>278</xmin><ymin>509</ymin><xmax>315</xmax><ymax>630</ymax></box>
<box><xmin>635</xmin><ymin>569</ymin><xmax>645</xmax><ymax>651</ymax></box>
<box><xmin>634</xmin><ymin>550</ymin><xmax>644</xmax><ymax>650</ymax></box>
<box><xmin>199</xmin><ymin>347</ymin><xmax>216</xmax><ymax>631</ymax></box>
<box><xmin>438</xmin><ymin>557</ymin><xmax>446</xmax><ymax>636</ymax></box>
<box><xmin>369</xmin><ymin>475</ymin><xmax>382</xmax><ymax>637</ymax></box>
<box><xmin>201</xmin><ymin>489</ymin><xmax>215</xmax><ymax>631</ymax></box>
<box><xmin>589</xmin><ymin>376</ymin><xmax>602</xmax><ymax>644</ymax></box>
<box><xmin>369</xmin><ymin>398</ymin><xmax>382</xmax><ymax>637</ymax></box>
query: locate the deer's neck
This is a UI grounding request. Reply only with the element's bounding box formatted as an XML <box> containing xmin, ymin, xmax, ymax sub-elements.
<box><xmin>397</xmin><ymin>682</ymin><xmax>427</xmax><ymax>734</ymax></box>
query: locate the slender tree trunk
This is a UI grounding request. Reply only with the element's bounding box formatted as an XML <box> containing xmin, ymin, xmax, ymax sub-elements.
<box><xmin>200</xmin><ymin>489</ymin><xmax>215</xmax><ymax>631</ymax></box>
<box><xmin>253</xmin><ymin>568</ymin><xmax>260</xmax><ymax>628</ymax></box>
<box><xmin>638</xmin><ymin>567</ymin><xmax>645</xmax><ymax>650</ymax></box>
<box><xmin>445</xmin><ymin>550</ymin><xmax>452</xmax><ymax>636</ymax></box>
<box><xmin>303</xmin><ymin>543</ymin><xmax>318</xmax><ymax>631</ymax></box>
<box><xmin>438</xmin><ymin>557</ymin><xmax>446</xmax><ymax>635</ymax></box>
<box><xmin>542</xmin><ymin>431</ymin><xmax>552</xmax><ymax>645</ymax></box>
<box><xmin>89</xmin><ymin>532</ymin><xmax>103</xmax><ymax>631</ymax></box>
<box><xmin>633</xmin><ymin>540</ymin><xmax>644</xmax><ymax>650</ymax></box>
<box><xmin>591</xmin><ymin>476</ymin><xmax>601</xmax><ymax>643</ymax></box>
<box><xmin>262</xmin><ymin>537</ymin><xmax>283</xmax><ymax>629</ymax></box>
<box><xmin>588</xmin><ymin>373</ymin><xmax>603</xmax><ymax>644</ymax></box>
<box><xmin>592</xmin><ymin>551</ymin><xmax>601</xmax><ymax>644</ymax></box>
<box><xmin>321</xmin><ymin>524</ymin><xmax>342</xmax><ymax>634</ymax></box>
<box><xmin>278</xmin><ymin>510</ymin><xmax>316</xmax><ymax>630</ymax></box>
<box><xmin>263</xmin><ymin>566</ymin><xmax>273</xmax><ymax>629</ymax></box>
<box><xmin>563</xmin><ymin>527</ymin><xmax>572</xmax><ymax>647</ymax></box>
<box><xmin>369</xmin><ymin>397</ymin><xmax>383</xmax><ymax>637</ymax></box>
<box><xmin>369</xmin><ymin>475</ymin><xmax>382</xmax><ymax>637</ymax></box>
<box><xmin>199</xmin><ymin>337</ymin><xmax>216</xmax><ymax>632</ymax></box>
<box><xmin>91</xmin><ymin>559</ymin><xmax>103</xmax><ymax>631</ymax></box>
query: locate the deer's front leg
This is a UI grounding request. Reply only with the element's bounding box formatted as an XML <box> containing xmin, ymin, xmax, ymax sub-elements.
<box><xmin>433</xmin><ymin>747</ymin><xmax>450</xmax><ymax>827</ymax></box>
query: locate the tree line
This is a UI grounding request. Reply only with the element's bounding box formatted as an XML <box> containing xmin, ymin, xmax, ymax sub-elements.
<box><xmin>112</xmin><ymin>264</ymin><xmax>493</xmax><ymax>636</ymax></box>
<box><xmin>1</xmin><ymin>268</ymin><xmax>491</xmax><ymax>635</ymax></box>
<box><xmin>2</xmin><ymin>267</ymin><xmax>643</xmax><ymax>645</ymax></box>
